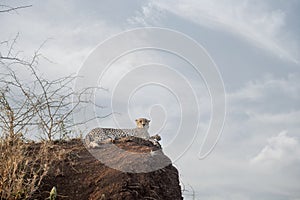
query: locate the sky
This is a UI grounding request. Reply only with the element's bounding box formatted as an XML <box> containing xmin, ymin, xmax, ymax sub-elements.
<box><xmin>1</xmin><ymin>0</ymin><xmax>300</xmax><ymax>199</ymax></box>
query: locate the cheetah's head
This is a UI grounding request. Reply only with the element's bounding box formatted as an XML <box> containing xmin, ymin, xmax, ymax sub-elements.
<box><xmin>135</xmin><ymin>118</ymin><xmax>150</xmax><ymax>129</ymax></box>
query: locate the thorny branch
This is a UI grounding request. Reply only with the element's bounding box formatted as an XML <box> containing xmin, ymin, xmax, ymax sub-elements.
<box><xmin>0</xmin><ymin>38</ymin><xmax>105</xmax><ymax>141</ymax></box>
<box><xmin>0</xmin><ymin>4</ymin><xmax>32</xmax><ymax>13</ymax></box>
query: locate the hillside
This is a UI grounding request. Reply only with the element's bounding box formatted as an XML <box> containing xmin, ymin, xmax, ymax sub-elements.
<box><xmin>33</xmin><ymin>137</ymin><xmax>183</xmax><ymax>200</ymax></box>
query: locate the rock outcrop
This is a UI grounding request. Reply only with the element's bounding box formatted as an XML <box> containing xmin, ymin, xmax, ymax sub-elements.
<box><xmin>34</xmin><ymin>138</ymin><xmax>183</xmax><ymax>200</ymax></box>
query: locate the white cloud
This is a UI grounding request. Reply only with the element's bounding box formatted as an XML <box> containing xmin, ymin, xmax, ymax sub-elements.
<box><xmin>223</xmin><ymin>74</ymin><xmax>300</xmax><ymax>157</ymax></box>
<box><xmin>228</xmin><ymin>74</ymin><xmax>300</xmax><ymax>116</ymax></box>
<box><xmin>247</xmin><ymin>111</ymin><xmax>300</xmax><ymax>126</ymax></box>
<box><xmin>231</xmin><ymin>74</ymin><xmax>300</xmax><ymax>99</ymax></box>
<box><xmin>250</xmin><ymin>131</ymin><xmax>300</xmax><ymax>165</ymax></box>
<box><xmin>127</xmin><ymin>2</ymin><xmax>165</xmax><ymax>26</ymax></box>
<box><xmin>132</xmin><ymin>0</ymin><xmax>299</xmax><ymax>63</ymax></box>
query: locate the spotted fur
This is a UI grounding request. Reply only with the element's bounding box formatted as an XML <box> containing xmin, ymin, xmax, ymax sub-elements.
<box><xmin>85</xmin><ymin>118</ymin><xmax>151</xmax><ymax>148</ymax></box>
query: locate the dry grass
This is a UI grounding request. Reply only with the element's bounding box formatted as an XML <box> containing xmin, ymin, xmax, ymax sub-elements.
<box><xmin>0</xmin><ymin>135</ymin><xmax>59</xmax><ymax>200</ymax></box>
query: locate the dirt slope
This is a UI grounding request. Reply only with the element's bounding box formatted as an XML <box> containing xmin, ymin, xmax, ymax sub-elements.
<box><xmin>33</xmin><ymin>138</ymin><xmax>183</xmax><ymax>200</ymax></box>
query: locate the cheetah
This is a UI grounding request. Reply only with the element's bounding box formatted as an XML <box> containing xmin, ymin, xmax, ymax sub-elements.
<box><xmin>85</xmin><ymin>118</ymin><xmax>161</xmax><ymax>148</ymax></box>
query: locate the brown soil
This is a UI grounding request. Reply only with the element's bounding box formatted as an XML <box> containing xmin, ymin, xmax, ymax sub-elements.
<box><xmin>32</xmin><ymin>138</ymin><xmax>183</xmax><ymax>200</ymax></box>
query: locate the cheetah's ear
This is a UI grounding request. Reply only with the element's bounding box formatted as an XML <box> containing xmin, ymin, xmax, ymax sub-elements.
<box><xmin>147</xmin><ymin>119</ymin><xmax>151</xmax><ymax>122</ymax></box>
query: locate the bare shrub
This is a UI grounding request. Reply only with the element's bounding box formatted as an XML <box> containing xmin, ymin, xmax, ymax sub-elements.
<box><xmin>0</xmin><ymin>135</ymin><xmax>50</xmax><ymax>199</ymax></box>
<box><xmin>0</xmin><ymin>36</ymin><xmax>102</xmax><ymax>141</ymax></box>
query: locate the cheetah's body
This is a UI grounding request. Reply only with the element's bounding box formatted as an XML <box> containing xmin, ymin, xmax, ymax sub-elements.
<box><xmin>86</xmin><ymin>127</ymin><xmax>149</xmax><ymax>144</ymax></box>
<box><xmin>85</xmin><ymin>118</ymin><xmax>152</xmax><ymax>148</ymax></box>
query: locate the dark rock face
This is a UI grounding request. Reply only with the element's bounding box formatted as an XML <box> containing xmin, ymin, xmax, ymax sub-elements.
<box><xmin>35</xmin><ymin>138</ymin><xmax>183</xmax><ymax>200</ymax></box>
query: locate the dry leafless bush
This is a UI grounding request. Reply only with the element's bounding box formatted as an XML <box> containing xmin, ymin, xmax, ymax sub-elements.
<box><xmin>0</xmin><ymin>133</ymin><xmax>71</xmax><ymax>200</ymax></box>
<box><xmin>0</xmin><ymin>135</ymin><xmax>49</xmax><ymax>199</ymax></box>
<box><xmin>0</xmin><ymin>35</ymin><xmax>103</xmax><ymax>141</ymax></box>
